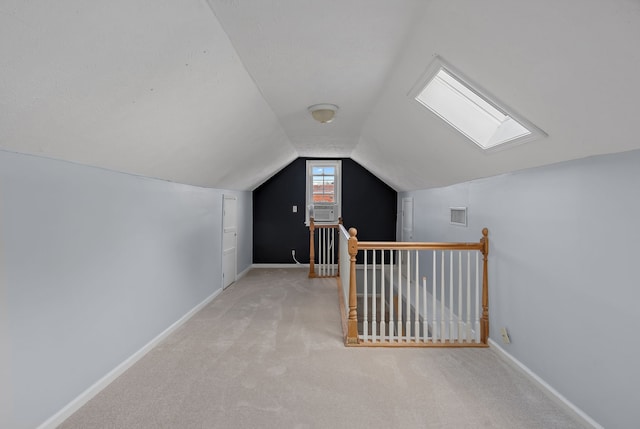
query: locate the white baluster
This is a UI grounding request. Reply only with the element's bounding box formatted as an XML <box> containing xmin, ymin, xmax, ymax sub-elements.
<box><xmin>372</xmin><ymin>250</ymin><xmax>377</xmax><ymax>341</ymax></box>
<box><xmin>326</xmin><ymin>229</ymin><xmax>329</xmax><ymax>276</ymax></box>
<box><xmin>319</xmin><ymin>228</ymin><xmax>323</xmax><ymax>276</ymax></box>
<box><xmin>449</xmin><ymin>250</ymin><xmax>454</xmax><ymax>342</ymax></box>
<box><xmin>414</xmin><ymin>251</ymin><xmax>420</xmax><ymax>341</ymax></box>
<box><xmin>323</xmin><ymin>228</ymin><xmax>327</xmax><ymax>276</ymax></box>
<box><xmin>422</xmin><ymin>276</ymin><xmax>428</xmax><ymax>343</ymax></box>
<box><xmin>441</xmin><ymin>251</ymin><xmax>445</xmax><ymax>342</ymax></box>
<box><xmin>466</xmin><ymin>252</ymin><xmax>471</xmax><ymax>341</ymax></box>
<box><xmin>458</xmin><ymin>251</ymin><xmax>463</xmax><ymax>342</ymax></box>
<box><xmin>432</xmin><ymin>251</ymin><xmax>438</xmax><ymax>342</ymax></box>
<box><xmin>328</xmin><ymin>228</ymin><xmax>331</xmax><ymax>276</ymax></box>
<box><xmin>405</xmin><ymin>250</ymin><xmax>411</xmax><ymax>341</ymax></box>
<box><xmin>475</xmin><ymin>252</ymin><xmax>480</xmax><ymax>342</ymax></box>
<box><xmin>331</xmin><ymin>229</ymin><xmax>335</xmax><ymax>276</ymax></box>
<box><xmin>380</xmin><ymin>250</ymin><xmax>386</xmax><ymax>342</ymax></box>
<box><xmin>363</xmin><ymin>250</ymin><xmax>368</xmax><ymax>341</ymax></box>
<box><xmin>397</xmin><ymin>250</ymin><xmax>403</xmax><ymax>342</ymax></box>
<box><xmin>389</xmin><ymin>250</ymin><xmax>395</xmax><ymax>342</ymax></box>
<box><xmin>329</xmin><ymin>229</ymin><xmax>332</xmax><ymax>276</ymax></box>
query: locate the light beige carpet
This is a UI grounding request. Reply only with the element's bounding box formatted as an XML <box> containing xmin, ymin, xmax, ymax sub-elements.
<box><xmin>59</xmin><ymin>268</ymin><xmax>589</xmax><ymax>428</ymax></box>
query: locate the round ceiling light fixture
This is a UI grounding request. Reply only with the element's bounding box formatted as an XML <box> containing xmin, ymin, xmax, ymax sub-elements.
<box><xmin>308</xmin><ymin>104</ymin><xmax>339</xmax><ymax>124</ymax></box>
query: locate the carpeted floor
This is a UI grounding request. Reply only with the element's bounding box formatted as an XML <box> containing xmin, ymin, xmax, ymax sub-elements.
<box><xmin>59</xmin><ymin>268</ymin><xmax>589</xmax><ymax>428</ymax></box>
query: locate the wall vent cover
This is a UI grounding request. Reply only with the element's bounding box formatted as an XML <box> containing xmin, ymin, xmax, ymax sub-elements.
<box><xmin>450</xmin><ymin>207</ymin><xmax>467</xmax><ymax>226</ymax></box>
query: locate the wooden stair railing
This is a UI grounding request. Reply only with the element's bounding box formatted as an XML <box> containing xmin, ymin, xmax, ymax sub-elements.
<box><xmin>309</xmin><ymin>217</ymin><xmax>342</xmax><ymax>278</ymax></box>
<box><xmin>343</xmin><ymin>228</ymin><xmax>489</xmax><ymax>347</ymax></box>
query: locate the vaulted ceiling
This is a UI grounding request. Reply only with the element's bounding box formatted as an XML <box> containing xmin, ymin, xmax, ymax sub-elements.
<box><xmin>2</xmin><ymin>0</ymin><xmax>639</xmax><ymax>191</ymax></box>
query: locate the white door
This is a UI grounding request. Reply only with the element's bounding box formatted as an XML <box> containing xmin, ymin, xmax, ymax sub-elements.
<box><xmin>400</xmin><ymin>197</ymin><xmax>414</xmax><ymax>274</ymax></box>
<box><xmin>222</xmin><ymin>195</ymin><xmax>237</xmax><ymax>289</ymax></box>
<box><xmin>401</xmin><ymin>197</ymin><xmax>413</xmax><ymax>241</ymax></box>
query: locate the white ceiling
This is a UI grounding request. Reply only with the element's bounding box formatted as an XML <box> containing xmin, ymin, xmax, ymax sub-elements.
<box><xmin>2</xmin><ymin>0</ymin><xmax>640</xmax><ymax>191</ymax></box>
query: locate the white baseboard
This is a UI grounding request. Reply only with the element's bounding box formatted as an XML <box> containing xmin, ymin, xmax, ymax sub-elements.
<box><xmin>488</xmin><ymin>339</ymin><xmax>603</xmax><ymax>429</ymax></box>
<box><xmin>237</xmin><ymin>265</ymin><xmax>252</xmax><ymax>280</ymax></box>
<box><xmin>252</xmin><ymin>263</ymin><xmax>309</xmax><ymax>269</ymax></box>
<box><xmin>37</xmin><ymin>287</ymin><xmax>224</xmax><ymax>429</ymax></box>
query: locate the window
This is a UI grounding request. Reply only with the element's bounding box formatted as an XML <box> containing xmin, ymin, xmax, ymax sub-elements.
<box><xmin>312</xmin><ymin>165</ymin><xmax>335</xmax><ymax>203</ymax></box>
<box><xmin>411</xmin><ymin>57</ymin><xmax>545</xmax><ymax>151</ymax></box>
<box><xmin>306</xmin><ymin>160</ymin><xmax>341</xmax><ymax>224</ymax></box>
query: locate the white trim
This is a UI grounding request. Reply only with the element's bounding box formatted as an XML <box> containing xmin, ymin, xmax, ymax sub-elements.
<box><xmin>222</xmin><ymin>194</ymin><xmax>238</xmax><ymax>290</ymax></box>
<box><xmin>252</xmin><ymin>263</ymin><xmax>309</xmax><ymax>269</ymax></box>
<box><xmin>450</xmin><ymin>206</ymin><xmax>468</xmax><ymax>227</ymax></box>
<box><xmin>236</xmin><ymin>265</ymin><xmax>252</xmax><ymax>281</ymax></box>
<box><xmin>409</xmin><ymin>56</ymin><xmax>546</xmax><ymax>153</ymax></box>
<box><xmin>37</xmin><ymin>288</ymin><xmax>224</xmax><ymax>429</ymax></box>
<box><xmin>488</xmin><ymin>339</ymin><xmax>603</xmax><ymax>429</ymax></box>
<box><xmin>305</xmin><ymin>160</ymin><xmax>342</xmax><ymax>225</ymax></box>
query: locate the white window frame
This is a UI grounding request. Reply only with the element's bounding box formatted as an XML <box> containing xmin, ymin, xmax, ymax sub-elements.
<box><xmin>305</xmin><ymin>160</ymin><xmax>341</xmax><ymax>225</ymax></box>
<box><xmin>409</xmin><ymin>56</ymin><xmax>546</xmax><ymax>152</ymax></box>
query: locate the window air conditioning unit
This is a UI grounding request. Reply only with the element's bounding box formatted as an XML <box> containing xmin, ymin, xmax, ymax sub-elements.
<box><xmin>313</xmin><ymin>204</ymin><xmax>338</xmax><ymax>222</ymax></box>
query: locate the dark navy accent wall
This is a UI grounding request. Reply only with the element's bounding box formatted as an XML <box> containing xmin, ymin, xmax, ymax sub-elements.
<box><xmin>253</xmin><ymin>157</ymin><xmax>397</xmax><ymax>263</ymax></box>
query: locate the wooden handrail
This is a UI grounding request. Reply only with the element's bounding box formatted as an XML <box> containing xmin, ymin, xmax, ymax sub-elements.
<box><xmin>357</xmin><ymin>242</ymin><xmax>484</xmax><ymax>251</ymax></box>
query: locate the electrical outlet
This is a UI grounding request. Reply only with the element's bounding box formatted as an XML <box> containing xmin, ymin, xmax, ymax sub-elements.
<box><xmin>501</xmin><ymin>327</ymin><xmax>511</xmax><ymax>344</ymax></box>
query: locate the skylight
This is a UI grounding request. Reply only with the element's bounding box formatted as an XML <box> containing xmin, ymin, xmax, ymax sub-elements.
<box><xmin>413</xmin><ymin>58</ymin><xmax>545</xmax><ymax>150</ymax></box>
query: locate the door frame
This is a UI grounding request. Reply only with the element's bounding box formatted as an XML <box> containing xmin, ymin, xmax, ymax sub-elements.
<box><xmin>401</xmin><ymin>197</ymin><xmax>414</xmax><ymax>242</ymax></box>
<box><xmin>222</xmin><ymin>194</ymin><xmax>237</xmax><ymax>290</ymax></box>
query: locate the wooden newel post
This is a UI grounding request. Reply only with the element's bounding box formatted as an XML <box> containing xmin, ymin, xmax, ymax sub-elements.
<box><xmin>480</xmin><ymin>228</ymin><xmax>489</xmax><ymax>344</ymax></box>
<box><xmin>308</xmin><ymin>218</ymin><xmax>316</xmax><ymax>278</ymax></box>
<box><xmin>347</xmin><ymin>227</ymin><xmax>359</xmax><ymax>344</ymax></box>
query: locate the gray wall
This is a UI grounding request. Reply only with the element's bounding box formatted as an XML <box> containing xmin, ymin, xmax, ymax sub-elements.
<box><xmin>0</xmin><ymin>150</ymin><xmax>252</xmax><ymax>429</ymax></box>
<box><xmin>399</xmin><ymin>149</ymin><xmax>640</xmax><ymax>429</ymax></box>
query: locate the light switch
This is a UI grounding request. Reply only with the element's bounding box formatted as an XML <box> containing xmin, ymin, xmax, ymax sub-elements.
<box><xmin>292</xmin><ymin>205</ymin><xmax>298</xmax><ymax>213</ymax></box>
